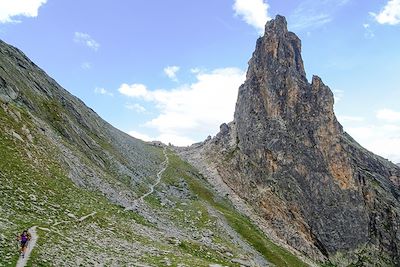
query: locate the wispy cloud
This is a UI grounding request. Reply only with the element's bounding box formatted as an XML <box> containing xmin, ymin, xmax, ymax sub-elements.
<box><xmin>125</xmin><ymin>103</ymin><xmax>146</xmax><ymax>113</ymax></box>
<box><xmin>119</xmin><ymin>83</ymin><xmax>149</xmax><ymax>98</ymax></box>
<box><xmin>332</xmin><ymin>89</ymin><xmax>344</xmax><ymax>103</ymax></box>
<box><xmin>128</xmin><ymin>130</ymin><xmax>153</xmax><ymax>142</ymax></box>
<box><xmin>376</xmin><ymin>108</ymin><xmax>400</xmax><ymax>122</ymax></box>
<box><xmin>0</xmin><ymin>0</ymin><xmax>47</xmax><ymax>23</ymax></box>
<box><xmin>163</xmin><ymin>66</ymin><xmax>180</xmax><ymax>82</ymax></box>
<box><xmin>363</xmin><ymin>23</ymin><xmax>375</xmax><ymax>39</ymax></box>
<box><xmin>337</xmin><ymin>115</ymin><xmax>365</xmax><ymax>123</ymax></box>
<box><xmin>81</xmin><ymin>62</ymin><xmax>92</xmax><ymax>70</ymax></box>
<box><xmin>190</xmin><ymin>67</ymin><xmax>202</xmax><ymax>74</ymax></box>
<box><xmin>292</xmin><ymin>14</ymin><xmax>332</xmax><ymax>30</ymax></box>
<box><xmin>340</xmin><ymin>108</ymin><xmax>400</xmax><ymax>163</ymax></box>
<box><xmin>233</xmin><ymin>0</ymin><xmax>271</xmax><ymax>33</ymax></box>
<box><xmin>370</xmin><ymin>0</ymin><xmax>400</xmax><ymax>25</ymax></box>
<box><xmin>290</xmin><ymin>0</ymin><xmax>350</xmax><ymax>30</ymax></box>
<box><xmin>346</xmin><ymin>124</ymin><xmax>400</xmax><ymax>163</ymax></box>
<box><xmin>120</xmin><ymin>67</ymin><xmax>246</xmax><ymax>146</ymax></box>
<box><xmin>74</xmin><ymin>32</ymin><xmax>100</xmax><ymax>51</ymax></box>
<box><xmin>94</xmin><ymin>87</ymin><xmax>113</xmax><ymax>96</ymax></box>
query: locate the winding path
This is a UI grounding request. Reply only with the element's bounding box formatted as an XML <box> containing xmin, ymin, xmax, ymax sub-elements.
<box><xmin>140</xmin><ymin>147</ymin><xmax>169</xmax><ymax>200</ymax></box>
<box><xmin>14</xmin><ymin>150</ymin><xmax>169</xmax><ymax>264</ymax></box>
<box><xmin>126</xmin><ymin>146</ymin><xmax>169</xmax><ymax>210</ymax></box>
<box><xmin>16</xmin><ymin>226</ymin><xmax>38</xmax><ymax>267</ymax></box>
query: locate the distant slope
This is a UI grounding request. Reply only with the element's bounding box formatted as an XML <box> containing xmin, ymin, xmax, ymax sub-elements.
<box><xmin>0</xmin><ymin>39</ymin><xmax>308</xmax><ymax>266</ymax></box>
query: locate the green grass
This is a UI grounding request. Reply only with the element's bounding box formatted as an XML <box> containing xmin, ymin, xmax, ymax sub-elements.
<box><xmin>161</xmin><ymin>151</ymin><xmax>309</xmax><ymax>267</ymax></box>
<box><xmin>0</xmin><ymin>99</ymin><xmax>306</xmax><ymax>266</ymax></box>
<box><xmin>0</xmin><ymin>48</ymin><xmax>309</xmax><ymax>266</ymax></box>
<box><xmin>0</xmin><ymin>102</ymin><xmax>247</xmax><ymax>266</ymax></box>
<box><xmin>0</xmin><ymin>103</ymin><xmax>156</xmax><ymax>265</ymax></box>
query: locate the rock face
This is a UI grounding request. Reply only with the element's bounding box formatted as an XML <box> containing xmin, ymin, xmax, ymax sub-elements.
<box><xmin>189</xmin><ymin>15</ymin><xmax>400</xmax><ymax>265</ymax></box>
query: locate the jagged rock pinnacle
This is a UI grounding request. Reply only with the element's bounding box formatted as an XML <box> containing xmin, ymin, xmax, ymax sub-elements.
<box><xmin>196</xmin><ymin>14</ymin><xmax>400</xmax><ymax>265</ymax></box>
<box><xmin>247</xmin><ymin>15</ymin><xmax>306</xmax><ymax>81</ymax></box>
<box><xmin>264</xmin><ymin>15</ymin><xmax>288</xmax><ymax>35</ymax></box>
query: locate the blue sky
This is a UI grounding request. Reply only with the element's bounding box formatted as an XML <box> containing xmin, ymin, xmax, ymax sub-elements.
<box><xmin>0</xmin><ymin>0</ymin><xmax>399</xmax><ymax>163</ymax></box>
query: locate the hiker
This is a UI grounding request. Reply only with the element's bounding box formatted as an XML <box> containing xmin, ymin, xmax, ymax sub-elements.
<box><xmin>17</xmin><ymin>230</ymin><xmax>31</xmax><ymax>258</ymax></box>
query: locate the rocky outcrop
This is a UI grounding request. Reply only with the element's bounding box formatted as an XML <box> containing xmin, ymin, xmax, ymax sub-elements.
<box><xmin>185</xmin><ymin>15</ymin><xmax>400</xmax><ymax>266</ymax></box>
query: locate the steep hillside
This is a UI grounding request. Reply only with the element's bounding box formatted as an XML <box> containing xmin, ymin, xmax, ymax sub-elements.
<box><xmin>0</xmin><ymin>39</ymin><xmax>308</xmax><ymax>266</ymax></box>
<box><xmin>180</xmin><ymin>15</ymin><xmax>400</xmax><ymax>266</ymax></box>
<box><xmin>0</xmin><ymin>39</ymin><xmax>164</xmax><ymax>204</ymax></box>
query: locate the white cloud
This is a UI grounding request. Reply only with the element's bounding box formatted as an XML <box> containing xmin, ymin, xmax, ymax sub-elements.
<box><xmin>332</xmin><ymin>89</ymin><xmax>344</xmax><ymax>103</ymax></box>
<box><xmin>292</xmin><ymin>13</ymin><xmax>332</xmax><ymax>30</ymax></box>
<box><xmin>363</xmin><ymin>23</ymin><xmax>375</xmax><ymax>38</ymax></box>
<box><xmin>346</xmin><ymin>124</ymin><xmax>400</xmax><ymax>163</ymax></box>
<box><xmin>164</xmin><ymin>66</ymin><xmax>180</xmax><ymax>82</ymax></box>
<box><xmin>233</xmin><ymin>0</ymin><xmax>271</xmax><ymax>33</ymax></box>
<box><xmin>128</xmin><ymin>130</ymin><xmax>194</xmax><ymax>146</ymax></box>
<box><xmin>370</xmin><ymin>0</ymin><xmax>400</xmax><ymax>25</ymax></box>
<box><xmin>190</xmin><ymin>67</ymin><xmax>202</xmax><ymax>74</ymax></box>
<box><xmin>0</xmin><ymin>0</ymin><xmax>47</xmax><ymax>23</ymax></box>
<box><xmin>290</xmin><ymin>0</ymin><xmax>350</xmax><ymax>30</ymax></box>
<box><xmin>118</xmin><ymin>83</ymin><xmax>149</xmax><ymax>99</ymax></box>
<box><xmin>120</xmin><ymin>67</ymin><xmax>246</xmax><ymax>146</ymax></box>
<box><xmin>157</xmin><ymin>134</ymin><xmax>195</xmax><ymax>147</ymax></box>
<box><xmin>337</xmin><ymin>115</ymin><xmax>365</xmax><ymax>123</ymax></box>
<box><xmin>128</xmin><ymin>130</ymin><xmax>153</xmax><ymax>142</ymax></box>
<box><xmin>74</xmin><ymin>32</ymin><xmax>100</xmax><ymax>51</ymax></box>
<box><xmin>376</xmin><ymin>108</ymin><xmax>400</xmax><ymax>122</ymax></box>
<box><xmin>94</xmin><ymin>87</ymin><xmax>113</xmax><ymax>97</ymax></box>
<box><xmin>125</xmin><ymin>103</ymin><xmax>146</xmax><ymax>113</ymax></box>
<box><xmin>340</xmin><ymin>109</ymin><xmax>400</xmax><ymax>163</ymax></box>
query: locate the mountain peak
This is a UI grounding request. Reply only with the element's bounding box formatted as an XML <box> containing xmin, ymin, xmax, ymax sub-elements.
<box><xmin>248</xmin><ymin>15</ymin><xmax>306</xmax><ymax>82</ymax></box>
<box><xmin>264</xmin><ymin>15</ymin><xmax>288</xmax><ymax>35</ymax></box>
<box><xmin>194</xmin><ymin>14</ymin><xmax>400</xmax><ymax>266</ymax></box>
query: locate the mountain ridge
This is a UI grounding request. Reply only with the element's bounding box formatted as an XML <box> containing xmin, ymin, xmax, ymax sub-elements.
<box><xmin>0</xmin><ymin>38</ymin><xmax>164</xmax><ymax>205</ymax></box>
<box><xmin>0</xmin><ymin>34</ymin><xmax>308</xmax><ymax>266</ymax></box>
<box><xmin>2</xmin><ymin>14</ymin><xmax>400</xmax><ymax>267</ymax></box>
<box><xmin>180</xmin><ymin>15</ymin><xmax>400</xmax><ymax>266</ymax></box>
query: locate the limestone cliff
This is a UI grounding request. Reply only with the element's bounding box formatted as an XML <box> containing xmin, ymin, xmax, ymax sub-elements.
<box><xmin>183</xmin><ymin>15</ymin><xmax>400</xmax><ymax>266</ymax></box>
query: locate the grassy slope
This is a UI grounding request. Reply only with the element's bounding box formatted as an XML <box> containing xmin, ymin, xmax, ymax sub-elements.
<box><xmin>0</xmin><ymin>101</ymin><xmax>308</xmax><ymax>266</ymax></box>
<box><xmin>0</xmin><ymin>102</ymin><xmax>154</xmax><ymax>266</ymax></box>
<box><xmin>150</xmin><ymin>151</ymin><xmax>309</xmax><ymax>267</ymax></box>
<box><xmin>0</xmin><ymin>102</ymin><xmax>231</xmax><ymax>266</ymax></box>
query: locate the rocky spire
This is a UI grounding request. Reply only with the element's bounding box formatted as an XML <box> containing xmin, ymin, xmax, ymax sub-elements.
<box><xmin>235</xmin><ymin>15</ymin><xmax>334</xmax><ymax>128</ymax></box>
<box><xmin>247</xmin><ymin>15</ymin><xmax>306</xmax><ymax>81</ymax></box>
<box><xmin>235</xmin><ymin>16</ymin><xmax>344</xmax><ymax>170</ymax></box>
<box><xmin>198</xmin><ymin>15</ymin><xmax>400</xmax><ymax>265</ymax></box>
